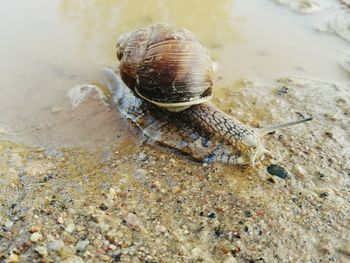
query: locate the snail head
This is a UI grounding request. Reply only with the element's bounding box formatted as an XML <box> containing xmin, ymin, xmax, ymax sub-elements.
<box><xmin>238</xmin><ymin>133</ymin><xmax>266</xmax><ymax>165</ymax></box>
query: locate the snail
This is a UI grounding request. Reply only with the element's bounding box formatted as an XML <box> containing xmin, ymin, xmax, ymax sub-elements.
<box><xmin>104</xmin><ymin>24</ymin><xmax>312</xmax><ymax>165</ymax></box>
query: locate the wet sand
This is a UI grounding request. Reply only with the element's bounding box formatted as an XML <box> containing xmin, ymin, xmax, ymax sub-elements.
<box><xmin>1</xmin><ymin>0</ymin><xmax>350</xmax><ymax>262</ymax></box>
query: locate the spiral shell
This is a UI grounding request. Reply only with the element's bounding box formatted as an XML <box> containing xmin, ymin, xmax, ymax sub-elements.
<box><xmin>116</xmin><ymin>24</ymin><xmax>213</xmax><ymax>111</ymax></box>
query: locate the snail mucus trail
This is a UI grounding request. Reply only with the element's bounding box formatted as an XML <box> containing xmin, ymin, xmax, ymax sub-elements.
<box><xmin>105</xmin><ymin>24</ymin><xmax>312</xmax><ymax>165</ymax></box>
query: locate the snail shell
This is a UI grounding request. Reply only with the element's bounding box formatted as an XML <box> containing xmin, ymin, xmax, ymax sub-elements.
<box><xmin>116</xmin><ymin>24</ymin><xmax>213</xmax><ymax>111</ymax></box>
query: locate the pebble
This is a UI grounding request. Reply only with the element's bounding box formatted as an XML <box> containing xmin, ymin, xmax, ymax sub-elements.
<box><xmin>48</xmin><ymin>240</ymin><xmax>65</xmax><ymax>252</ymax></box>
<box><xmin>267</xmin><ymin>164</ymin><xmax>289</xmax><ymax>179</ymax></box>
<box><xmin>291</xmin><ymin>165</ymin><xmax>305</xmax><ymax>178</ymax></box>
<box><xmin>133</xmin><ymin>168</ymin><xmax>148</xmax><ymax>182</ymax></box>
<box><xmin>124</xmin><ymin>213</ymin><xmax>141</xmax><ymax>228</ymax></box>
<box><xmin>276</xmin><ymin>86</ymin><xmax>288</xmax><ymax>96</ymax></box>
<box><xmin>30</xmin><ymin>232</ymin><xmax>43</xmax><ymax>242</ymax></box>
<box><xmin>0</xmin><ymin>127</ymin><xmax>6</xmax><ymax>135</ymax></box>
<box><xmin>340</xmin><ymin>56</ymin><xmax>350</xmax><ymax>73</ymax></box>
<box><xmin>65</xmin><ymin>223</ymin><xmax>75</xmax><ymax>233</ymax></box>
<box><xmin>99</xmin><ymin>203</ymin><xmax>109</xmax><ymax>211</ymax></box>
<box><xmin>109</xmin><ymin>187</ymin><xmax>117</xmax><ymax>196</ymax></box>
<box><xmin>35</xmin><ymin>246</ymin><xmax>48</xmax><ymax>257</ymax></box>
<box><xmin>76</xmin><ymin>239</ymin><xmax>90</xmax><ymax>252</ymax></box>
<box><xmin>274</xmin><ymin>0</ymin><xmax>322</xmax><ymax>14</ymax></box>
<box><xmin>59</xmin><ymin>246</ymin><xmax>76</xmax><ymax>258</ymax></box>
<box><xmin>328</xmin><ymin>14</ymin><xmax>350</xmax><ymax>42</ymax></box>
<box><xmin>98</xmin><ymin>222</ymin><xmax>111</xmax><ymax>232</ymax></box>
<box><xmin>4</xmin><ymin>220</ymin><xmax>13</xmax><ymax>229</ymax></box>
<box><xmin>155</xmin><ymin>224</ymin><xmax>167</xmax><ymax>234</ymax></box>
<box><xmin>61</xmin><ymin>255</ymin><xmax>84</xmax><ymax>263</ymax></box>
<box><xmin>51</xmin><ymin>106</ymin><xmax>61</xmax><ymax>113</ymax></box>
<box><xmin>7</xmin><ymin>253</ymin><xmax>19</xmax><ymax>263</ymax></box>
<box><xmin>137</xmin><ymin>152</ymin><xmax>148</xmax><ymax>162</ymax></box>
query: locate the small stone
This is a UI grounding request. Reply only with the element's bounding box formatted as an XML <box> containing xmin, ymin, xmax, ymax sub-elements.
<box><xmin>276</xmin><ymin>86</ymin><xmax>288</xmax><ymax>96</ymax></box>
<box><xmin>113</xmin><ymin>253</ymin><xmax>122</xmax><ymax>262</ymax></box>
<box><xmin>29</xmin><ymin>226</ymin><xmax>40</xmax><ymax>233</ymax></box>
<box><xmin>65</xmin><ymin>223</ymin><xmax>75</xmax><ymax>233</ymax></box>
<box><xmin>124</xmin><ymin>213</ymin><xmax>141</xmax><ymax>228</ymax></box>
<box><xmin>133</xmin><ymin>169</ymin><xmax>148</xmax><ymax>182</ymax></box>
<box><xmin>244</xmin><ymin>210</ymin><xmax>252</xmax><ymax>218</ymax></box>
<box><xmin>30</xmin><ymin>232</ymin><xmax>43</xmax><ymax>242</ymax></box>
<box><xmin>291</xmin><ymin>165</ymin><xmax>305</xmax><ymax>178</ymax></box>
<box><xmin>76</xmin><ymin>239</ymin><xmax>89</xmax><ymax>252</ymax></box>
<box><xmin>319</xmin><ymin>192</ymin><xmax>329</xmax><ymax>198</ymax></box>
<box><xmin>61</xmin><ymin>255</ymin><xmax>84</xmax><ymax>263</ymax></box>
<box><xmin>7</xmin><ymin>253</ymin><xmax>19</xmax><ymax>263</ymax></box>
<box><xmin>208</xmin><ymin>212</ymin><xmax>216</xmax><ymax>219</ymax></box>
<box><xmin>155</xmin><ymin>224</ymin><xmax>167</xmax><ymax>234</ymax></box>
<box><xmin>4</xmin><ymin>220</ymin><xmax>13</xmax><ymax>229</ymax></box>
<box><xmin>59</xmin><ymin>246</ymin><xmax>76</xmax><ymax>258</ymax></box>
<box><xmin>25</xmin><ymin>163</ymin><xmax>53</xmax><ymax>177</ymax></box>
<box><xmin>100</xmin><ymin>254</ymin><xmax>110</xmax><ymax>261</ymax></box>
<box><xmin>99</xmin><ymin>203</ymin><xmax>109</xmax><ymax>211</ymax></box>
<box><xmin>0</xmin><ymin>127</ymin><xmax>6</xmax><ymax>135</ymax></box>
<box><xmin>267</xmin><ymin>164</ymin><xmax>288</xmax><ymax>179</ymax></box>
<box><xmin>108</xmin><ymin>244</ymin><xmax>117</xmax><ymax>251</ymax></box>
<box><xmin>58</xmin><ymin>216</ymin><xmax>64</xmax><ymax>224</ymax></box>
<box><xmin>51</xmin><ymin>106</ymin><xmax>61</xmax><ymax>113</ymax></box>
<box><xmin>48</xmin><ymin>240</ymin><xmax>65</xmax><ymax>252</ymax></box>
<box><xmin>109</xmin><ymin>188</ymin><xmax>116</xmax><ymax>196</ymax></box>
<box><xmin>35</xmin><ymin>246</ymin><xmax>48</xmax><ymax>257</ymax></box>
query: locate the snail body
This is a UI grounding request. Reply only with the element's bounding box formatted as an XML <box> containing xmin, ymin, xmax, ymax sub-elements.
<box><xmin>105</xmin><ymin>24</ymin><xmax>311</xmax><ymax>165</ymax></box>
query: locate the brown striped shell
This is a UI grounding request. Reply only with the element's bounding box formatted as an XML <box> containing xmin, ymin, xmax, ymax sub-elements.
<box><xmin>116</xmin><ymin>24</ymin><xmax>213</xmax><ymax>111</ymax></box>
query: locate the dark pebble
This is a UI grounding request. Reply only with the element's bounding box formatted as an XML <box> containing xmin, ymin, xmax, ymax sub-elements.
<box><xmin>208</xmin><ymin>212</ymin><xmax>216</xmax><ymax>219</ymax></box>
<box><xmin>113</xmin><ymin>253</ymin><xmax>122</xmax><ymax>262</ymax></box>
<box><xmin>267</xmin><ymin>177</ymin><xmax>276</xmax><ymax>183</ymax></box>
<box><xmin>99</xmin><ymin>203</ymin><xmax>108</xmax><ymax>211</ymax></box>
<box><xmin>244</xmin><ymin>210</ymin><xmax>252</xmax><ymax>218</ymax></box>
<box><xmin>276</xmin><ymin>86</ymin><xmax>288</xmax><ymax>96</ymax></box>
<box><xmin>267</xmin><ymin>164</ymin><xmax>289</xmax><ymax>179</ymax></box>
<box><xmin>214</xmin><ymin>227</ymin><xmax>224</xmax><ymax>238</ymax></box>
<box><xmin>319</xmin><ymin>192</ymin><xmax>329</xmax><ymax>198</ymax></box>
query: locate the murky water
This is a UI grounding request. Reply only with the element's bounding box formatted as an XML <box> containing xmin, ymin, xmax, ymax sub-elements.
<box><xmin>0</xmin><ymin>0</ymin><xmax>348</xmax><ymax>148</ymax></box>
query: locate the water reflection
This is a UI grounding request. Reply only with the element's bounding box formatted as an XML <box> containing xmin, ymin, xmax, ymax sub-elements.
<box><xmin>59</xmin><ymin>0</ymin><xmax>238</xmax><ymax>62</ymax></box>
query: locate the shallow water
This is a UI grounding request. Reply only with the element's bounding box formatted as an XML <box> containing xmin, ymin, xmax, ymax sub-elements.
<box><xmin>0</xmin><ymin>0</ymin><xmax>348</xmax><ymax>149</ymax></box>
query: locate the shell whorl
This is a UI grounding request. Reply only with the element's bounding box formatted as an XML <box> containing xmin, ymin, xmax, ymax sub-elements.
<box><xmin>116</xmin><ymin>24</ymin><xmax>213</xmax><ymax>108</ymax></box>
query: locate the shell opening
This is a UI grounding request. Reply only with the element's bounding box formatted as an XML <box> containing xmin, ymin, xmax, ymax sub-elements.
<box><xmin>135</xmin><ymin>88</ymin><xmax>212</xmax><ymax>112</ymax></box>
